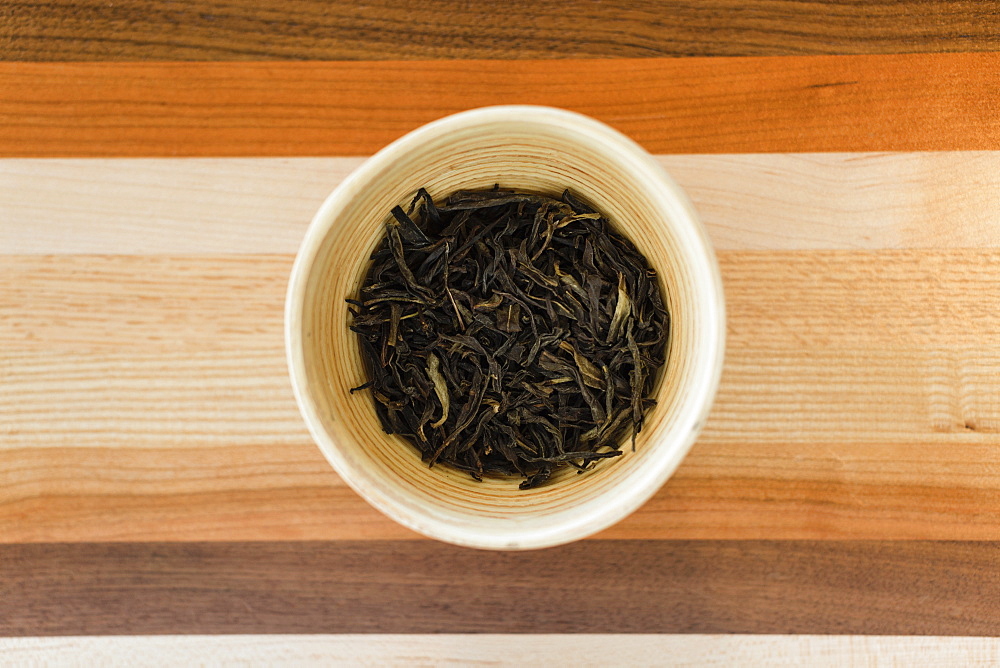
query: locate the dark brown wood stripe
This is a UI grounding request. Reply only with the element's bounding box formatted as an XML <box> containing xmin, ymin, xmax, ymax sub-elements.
<box><xmin>3</xmin><ymin>541</ymin><xmax>999</xmax><ymax>636</ymax></box>
<box><xmin>5</xmin><ymin>0</ymin><xmax>1000</xmax><ymax>60</ymax></box>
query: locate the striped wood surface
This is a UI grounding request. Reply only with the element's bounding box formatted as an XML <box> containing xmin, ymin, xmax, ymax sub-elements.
<box><xmin>5</xmin><ymin>1</ymin><xmax>1000</xmax><ymax>657</ymax></box>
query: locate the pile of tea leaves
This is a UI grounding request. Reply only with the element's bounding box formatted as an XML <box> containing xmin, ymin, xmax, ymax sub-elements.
<box><xmin>347</xmin><ymin>187</ymin><xmax>669</xmax><ymax>489</ymax></box>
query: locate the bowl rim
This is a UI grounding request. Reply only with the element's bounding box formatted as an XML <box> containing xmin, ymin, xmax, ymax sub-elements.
<box><xmin>285</xmin><ymin>105</ymin><xmax>726</xmax><ymax>550</ymax></box>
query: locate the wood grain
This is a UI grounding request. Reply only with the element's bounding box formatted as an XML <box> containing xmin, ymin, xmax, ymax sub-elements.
<box><xmin>6</xmin><ymin>153</ymin><xmax>1000</xmax><ymax>254</ymax></box>
<box><xmin>4</xmin><ymin>541</ymin><xmax>1000</xmax><ymax>635</ymax></box>
<box><xmin>5</xmin><ymin>0</ymin><xmax>1000</xmax><ymax>61</ymax></box>
<box><xmin>1</xmin><ymin>447</ymin><xmax>407</xmax><ymax>542</ymax></box>
<box><xmin>4</xmin><ymin>635</ymin><xmax>1000</xmax><ymax>666</ymax></box>
<box><xmin>1</xmin><ymin>255</ymin><xmax>287</xmax><ymax>353</ymax></box>
<box><xmin>7</xmin><ymin>0</ymin><xmax>1000</xmax><ymax>651</ymax></box>
<box><xmin>4</xmin><ymin>54</ymin><xmax>1000</xmax><ymax>157</ymax></box>
<box><xmin>6</xmin><ymin>251</ymin><xmax>1000</xmax><ymax>541</ymax></box>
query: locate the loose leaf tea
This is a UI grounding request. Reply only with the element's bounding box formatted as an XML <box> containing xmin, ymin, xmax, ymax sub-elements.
<box><xmin>348</xmin><ymin>186</ymin><xmax>669</xmax><ymax>489</ymax></box>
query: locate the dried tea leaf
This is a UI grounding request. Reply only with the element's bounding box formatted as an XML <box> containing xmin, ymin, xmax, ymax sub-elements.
<box><xmin>559</xmin><ymin>341</ymin><xmax>604</xmax><ymax>390</ymax></box>
<box><xmin>387</xmin><ymin>302</ymin><xmax>402</xmax><ymax>347</ymax></box>
<box><xmin>426</xmin><ymin>353</ymin><xmax>450</xmax><ymax>429</ymax></box>
<box><xmin>608</xmin><ymin>272</ymin><xmax>631</xmax><ymax>342</ymax></box>
<box><xmin>474</xmin><ymin>294</ymin><xmax>503</xmax><ymax>311</ymax></box>
<box><xmin>347</xmin><ymin>186</ymin><xmax>669</xmax><ymax>489</ymax></box>
<box><xmin>496</xmin><ymin>302</ymin><xmax>522</xmax><ymax>332</ymax></box>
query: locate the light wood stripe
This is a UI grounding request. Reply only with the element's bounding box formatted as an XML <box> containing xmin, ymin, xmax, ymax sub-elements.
<box><xmin>5</xmin><ymin>251</ymin><xmax>1000</xmax><ymax>541</ymax></box>
<box><xmin>3</xmin><ymin>55</ymin><xmax>999</xmax><ymax>157</ymax></box>
<box><xmin>3</xmin><ymin>635</ymin><xmax>999</xmax><ymax>666</ymax></box>
<box><xmin>4</xmin><ymin>541</ymin><xmax>1000</xmax><ymax>635</ymax></box>
<box><xmin>1</xmin><ymin>255</ymin><xmax>287</xmax><ymax>353</ymax></box>
<box><xmin>5</xmin><ymin>153</ymin><xmax>1000</xmax><ymax>254</ymax></box>
<box><xmin>0</xmin><ymin>158</ymin><xmax>363</xmax><ymax>255</ymax></box>
<box><xmin>8</xmin><ymin>0</ymin><xmax>1000</xmax><ymax>61</ymax></box>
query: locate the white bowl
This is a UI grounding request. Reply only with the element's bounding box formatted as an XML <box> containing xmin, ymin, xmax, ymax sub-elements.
<box><xmin>285</xmin><ymin>105</ymin><xmax>725</xmax><ymax>550</ymax></box>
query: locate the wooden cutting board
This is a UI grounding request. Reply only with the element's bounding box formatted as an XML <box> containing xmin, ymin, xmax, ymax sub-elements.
<box><xmin>4</xmin><ymin>1</ymin><xmax>1000</xmax><ymax>663</ymax></box>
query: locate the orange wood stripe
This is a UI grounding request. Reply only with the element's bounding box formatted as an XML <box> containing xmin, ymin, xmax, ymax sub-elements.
<box><xmin>6</xmin><ymin>444</ymin><xmax>1000</xmax><ymax>542</ymax></box>
<box><xmin>2</xmin><ymin>54</ymin><xmax>999</xmax><ymax>157</ymax></box>
<box><xmin>2</xmin><ymin>447</ymin><xmax>409</xmax><ymax>542</ymax></box>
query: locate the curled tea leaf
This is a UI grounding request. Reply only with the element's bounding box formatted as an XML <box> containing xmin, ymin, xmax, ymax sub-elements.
<box><xmin>559</xmin><ymin>341</ymin><xmax>605</xmax><ymax>390</ymax></box>
<box><xmin>426</xmin><ymin>353</ymin><xmax>450</xmax><ymax>429</ymax></box>
<box><xmin>474</xmin><ymin>294</ymin><xmax>503</xmax><ymax>311</ymax></box>
<box><xmin>608</xmin><ymin>273</ymin><xmax>631</xmax><ymax>342</ymax></box>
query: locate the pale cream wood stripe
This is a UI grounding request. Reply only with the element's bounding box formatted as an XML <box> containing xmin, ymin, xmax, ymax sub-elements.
<box><xmin>0</xmin><ymin>158</ymin><xmax>362</xmax><ymax>255</ymax></box>
<box><xmin>3</xmin><ymin>153</ymin><xmax>999</xmax><ymax>254</ymax></box>
<box><xmin>5</xmin><ymin>251</ymin><xmax>1000</xmax><ymax>541</ymax></box>
<box><xmin>2</xmin><ymin>635</ymin><xmax>999</xmax><ymax>666</ymax></box>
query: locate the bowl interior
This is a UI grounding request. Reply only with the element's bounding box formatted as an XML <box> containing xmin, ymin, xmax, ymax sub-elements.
<box><xmin>288</xmin><ymin>108</ymin><xmax>723</xmax><ymax>549</ymax></box>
